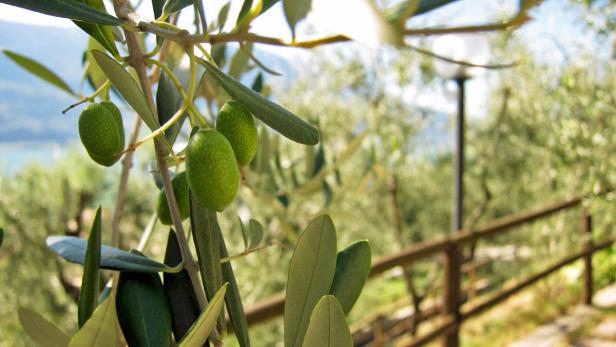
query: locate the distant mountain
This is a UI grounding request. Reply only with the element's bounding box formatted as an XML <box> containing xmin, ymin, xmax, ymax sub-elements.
<box><xmin>0</xmin><ymin>20</ymin><xmax>86</xmax><ymax>144</ymax></box>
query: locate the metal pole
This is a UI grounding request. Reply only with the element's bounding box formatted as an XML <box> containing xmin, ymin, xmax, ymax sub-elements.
<box><xmin>453</xmin><ymin>78</ymin><xmax>466</xmax><ymax>233</ymax></box>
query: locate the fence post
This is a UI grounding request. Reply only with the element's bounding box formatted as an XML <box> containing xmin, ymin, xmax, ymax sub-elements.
<box><xmin>442</xmin><ymin>243</ymin><xmax>462</xmax><ymax>347</ymax></box>
<box><xmin>582</xmin><ymin>210</ymin><xmax>593</xmax><ymax>305</ymax></box>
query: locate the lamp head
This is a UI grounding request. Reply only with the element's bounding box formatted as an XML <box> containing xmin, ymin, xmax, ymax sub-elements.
<box><xmin>432</xmin><ymin>34</ymin><xmax>490</xmax><ymax>80</ymax></box>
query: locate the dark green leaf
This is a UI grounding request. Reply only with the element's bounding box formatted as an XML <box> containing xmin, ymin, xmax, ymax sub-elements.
<box><xmin>164</xmin><ymin>230</ymin><xmax>202</xmax><ymax>342</ymax></box>
<box><xmin>302</xmin><ymin>296</ymin><xmax>352</xmax><ymax>347</ymax></box>
<box><xmin>1</xmin><ymin>49</ymin><xmax>74</xmax><ymax>95</ymax></box>
<box><xmin>18</xmin><ymin>308</ymin><xmax>69</xmax><ymax>347</ymax></box>
<box><xmin>157</xmin><ymin>71</ymin><xmax>186</xmax><ymax>144</ymax></box>
<box><xmin>178</xmin><ymin>284</ymin><xmax>228</xmax><ymax>347</ymax></box>
<box><xmin>78</xmin><ymin>206</ymin><xmax>102</xmax><ymax>327</ymax></box>
<box><xmin>312</xmin><ymin>142</ymin><xmax>325</xmax><ymax>177</ymax></box>
<box><xmin>117</xmin><ymin>270</ymin><xmax>173</xmax><ymax>347</ymax></box>
<box><xmin>251</xmin><ymin>72</ymin><xmax>263</xmax><ymax>93</ymax></box>
<box><xmin>72</xmin><ymin>0</ymin><xmax>118</xmax><ymax>56</ymax></box>
<box><xmin>202</xmin><ymin>59</ymin><xmax>319</xmax><ymax>145</ymax></box>
<box><xmin>0</xmin><ymin>0</ymin><xmax>122</xmax><ymax>25</ymax></box>
<box><xmin>0</xmin><ymin>228</ymin><xmax>3</xmax><ymax>249</ymax></box>
<box><xmin>46</xmin><ymin>235</ymin><xmax>182</xmax><ymax>273</ymax></box>
<box><xmin>190</xmin><ymin>197</ymin><xmax>225</xmax><ymax>335</ymax></box>
<box><xmin>322</xmin><ymin>180</ymin><xmax>332</xmax><ymax>207</ymax></box>
<box><xmin>162</xmin><ymin>0</ymin><xmax>193</xmax><ymax>16</ymax></box>
<box><xmin>220</xmin><ymin>236</ymin><xmax>251</xmax><ymax>347</ymax></box>
<box><xmin>70</xmin><ymin>295</ymin><xmax>117</xmax><ymax>347</ymax></box>
<box><xmin>329</xmin><ymin>240</ymin><xmax>371</xmax><ymax>315</ymax></box>
<box><xmin>248</xmin><ymin>219</ymin><xmax>264</xmax><ymax>249</ymax></box>
<box><xmin>284</xmin><ymin>215</ymin><xmax>337</xmax><ymax>347</ymax></box>
<box><xmin>283</xmin><ymin>0</ymin><xmax>311</xmax><ymax>37</ymax></box>
<box><xmin>212</xmin><ymin>44</ymin><xmax>228</xmax><ymax>68</ymax></box>
<box><xmin>153</xmin><ymin>0</ymin><xmax>165</xmax><ymax>18</ymax></box>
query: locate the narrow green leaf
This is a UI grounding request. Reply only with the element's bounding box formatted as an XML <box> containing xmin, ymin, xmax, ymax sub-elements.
<box><xmin>190</xmin><ymin>197</ymin><xmax>225</xmax><ymax>335</ymax></box>
<box><xmin>0</xmin><ymin>0</ymin><xmax>122</xmax><ymax>25</ymax></box>
<box><xmin>247</xmin><ymin>219</ymin><xmax>264</xmax><ymax>250</ymax></box>
<box><xmin>301</xmin><ymin>296</ymin><xmax>352</xmax><ymax>347</ymax></box>
<box><xmin>216</xmin><ymin>2</ymin><xmax>231</xmax><ymax>30</ymax></box>
<box><xmin>236</xmin><ymin>0</ymin><xmax>280</xmax><ymax>24</ymax></box>
<box><xmin>18</xmin><ymin>307</ymin><xmax>70</xmax><ymax>347</ymax></box>
<box><xmin>46</xmin><ymin>235</ymin><xmax>182</xmax><ymax>273</ymax></box>
<box><xmin>116</xmin><ymin>270</ymin><xmax>173</xmax><ymax>347</ymax></box>
<box><xmin>284</xmin><ymin>215</ymin><xmax>338</xmax><ymax>347</ymax></box>
<box><xmin>163</xmin><ymin>230</ymin><xmax>201</xmax><ymax>342</ymax></box>
<box><xmin>156</xmin><ymin>71</ymin><xmax>186</xmax><ymax>144</ymax></box>
<box><xmin>283</xmin><ymin>0</ymin><xmax>311</xmax><ymax>38</ymax></box>
<box><xmin>78</xmin><ymin>206</ymin><xmax>102</xmax><ymax>327</ymax></box>
<box><xmin>162</xmin><ymin>0</ymin><xmax>193</xmax><ymax>16</ymax></box>
<box><xmin>228</xmin><ymin>43</ymin><xmax>253</xmax><ymax>79</ymax></box>
<box><xmin>69</xmin><ymin>295</ymin><xmax>117</xmax><ymax>347</ymax></box>
<box><xmin>220</xmin><ymin>235</ymin><xmax>251</xmax><ymax>347</ymax></box>
<box><xmin>312</xmin><ymin>142</ymin><xmax>325</xmax><ymax>177</ymax></box>
<box><xmin>90</xmin><ymin>50</ymin><xmax>160</xmax><ymax>133</ymax></box>
<box><xmin>0</xmin><ymin>228</ymin><xmax>3</xmax><ymax>249</ymax></box>
<box><xmin>152</xmin><ymin>0</ymin><xmax>165</xmax><ymax>18</ymax></box>
<box><xmin>251</xmin><ymin>72</ymin><xmax>263</xmax><ymax>93</ymax></box>
<box><xmin>1</xmin><ymin>49</ymin><xmax>74</xmax><ymax>95</ymax></box>
<box><xmin>322</xmin><ymin>180</ymin><xmax>332</xmax><ymax>207</ymax></box>
<box><xmin>72</xmin><ymin>0</ymin><xmax>118</xmax><ymax>56</ymax></box>
<box><xmin>85</xmin><ymin>39</ymin><xmax>108</xmax><ymax>90</ymax></box>
<box><xmin>178</xmin><ymin>284</ymin><xmax>228</xmax><ymax>347</ymax></box>
<box><xmin>202</xmin><ymin>59</ymin><xmax>319</xmax><ymax>145</ymax></box>
<box><xmin>238</xmin><ymin>217</ymin><xmax>249</xmax><ymax>249</ymax></box>
<box><xmin>329</xmin><ymin>240</ymin><xmax>371</xmax><ymax>315</ymax></box>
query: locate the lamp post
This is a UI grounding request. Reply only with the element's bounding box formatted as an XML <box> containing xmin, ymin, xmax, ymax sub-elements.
<box><xmin>432</xmin><ymin>34</ymin><xmax>490</xmax><ymax>347</ymax></box>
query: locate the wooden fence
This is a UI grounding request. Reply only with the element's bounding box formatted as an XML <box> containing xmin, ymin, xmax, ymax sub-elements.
<box><xmin>237</xmin><ymin>194</ymin><xmax>612</xmax><ymax>346</ymax></box>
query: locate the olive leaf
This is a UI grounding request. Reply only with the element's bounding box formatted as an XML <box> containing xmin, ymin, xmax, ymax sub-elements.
<box><xmin>163</xmin><ymin>230</ymin><xmax>201</xmax><ymax>341</ymax></box>
<box><xmin>0</xmin><ymin>0</ymin><xmax>122</xmax><ymax>25</ymax></box>
<box><xmin>236</xmin><ymin>0</ymin><xmax>280</xmax><ymax>24</ymax></box>
<box><xmin>156</xmin><ymin>71</ymin><xmax>186</xmax><ymax>144</ymax></box>
<box><xmin>46</xmin><ymin>235</ymin><xmax>182</xmax><ymax>273</ymax></box>
<box><xmin>201</xmin><ymin>59</ymin><xmax>319</xmax><ymax>145</ymax></box>
<box><xmin>284</xmin><ymin>215</ymin><xmax>338</xmax><ymax>347</ymax></box>
<box><xmin>178</xmin><ymin>283</ymin><xmax>228</xmax><ymax>347</ymax></box>
<box><xmin>247</xmin><ymin>219</ymin><xmax>264</xmax><ymax>250</ymax></box>
<box><xmin>18</xmin><ymin>307</ymin><xmax>70</xmax><ymax>347</ymax></box>
<box><xmin>162</xmin><ymin>0</ymin><xmax>193</xmax><ymax>16</ymax></box>
<box><xmin>116</xmin><ymin>269</ymin><xmax>173</xmax><ymax>347</ymax></box>
<box><xmin>329</xmin><ymin>240</ymin><xmax>371</xmax><ymax>315</ymax></box>
<box><xmin>77</xmin><ymin>206</ymin><xmax>102</xmax><ymax>327</ymax></box>
<box><xmin>220</xmin><ymin>236</ymin><xmax>251</xmax><ymax>347</ymax></box>
<box><xmin>1</xmin><ymin>49</ymin><xmax>74</xmax><ymax>95</ymax></box>
<box><xmin>301</xmin><ymin>295</ymin><xmax>352</xmax><ymax>347</ymax></box>
<box><xmin>283</xmin><ymin>0</ymin><xmax>311</xmax><ymax>38</ymax></box>
<box><xmin>72</xmin><ymin>0</ymin><xmax>118</xmax><ymax>56</ymax></box>
<box><xmin>69</xmin><ymin>294</ymin><xmax>118</xmax><ymax>347</ymax></box>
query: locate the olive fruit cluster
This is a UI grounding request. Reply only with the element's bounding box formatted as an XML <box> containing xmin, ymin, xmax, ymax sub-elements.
<box><xmin>78</xmin><ymin>102</ymin><xmax>125</xmax><ymax>166</ymax></box>
<box><xmin>185</xmin><ymin>101</ymin><xmax>258</xmax><ymax>212</ymax></box>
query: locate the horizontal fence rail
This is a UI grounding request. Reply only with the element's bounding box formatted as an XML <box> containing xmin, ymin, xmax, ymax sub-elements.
<box><xmin>240</xmin><ymin>195</ymin><xmax>587</xmax><ymax>327</ymax></box>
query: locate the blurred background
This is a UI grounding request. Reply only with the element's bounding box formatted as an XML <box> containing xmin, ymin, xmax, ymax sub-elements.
<box><xmin>1</xmin><ymin>0</ymin><xmax>615</xmax><ymax>346</ymax></box>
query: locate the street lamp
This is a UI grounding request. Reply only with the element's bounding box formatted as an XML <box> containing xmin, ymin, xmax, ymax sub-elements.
<box><xmin>432</xmin><ymin>34</ymin><xmax>490</xmax><ymax>347</ymax></box>
<box><xmin>432</xmin><ymin>34</ymin><xmax>490</xmax><ymax>233</ymax></box>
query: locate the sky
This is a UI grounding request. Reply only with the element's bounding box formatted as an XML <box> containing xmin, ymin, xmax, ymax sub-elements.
<box><xmin>0</xmin><ymin>0</ymin><xmax>604</xmax><ymax>168</ymax></box>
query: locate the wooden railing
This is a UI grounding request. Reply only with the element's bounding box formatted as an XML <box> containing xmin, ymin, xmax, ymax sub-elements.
<box><xmin>238</xmin><ymin>194</ymin><xmax>612</xmax><ymax>346</ymax></box>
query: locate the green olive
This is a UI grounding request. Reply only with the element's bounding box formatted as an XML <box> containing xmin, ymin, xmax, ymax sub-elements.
<box><xmin>186</xmin><ymin>129</ymin><xmax>240</xmax><ymax>211</ymax></box>
<box><xmin>78</xmin><ymin>102</ymin><xmax>125</xmax><ymax>166</ymax></box>
<box><xmin>157</xmin><ymin>172</ymin><xmax>189</xmax><ymax>225</ymax></box>
<box><xmin>216</xmin><ymin>100</ymin><xmax>259</xmax><ymax>166</ymax></box>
